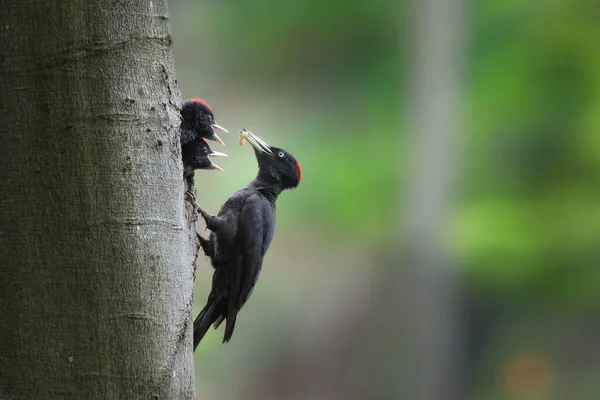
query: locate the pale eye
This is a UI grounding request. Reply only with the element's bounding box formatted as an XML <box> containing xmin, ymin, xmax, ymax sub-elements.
<box><xmin>278</xmin><ymin>151</ymin><xmax>285</xmax><ymax>158</ymax></box>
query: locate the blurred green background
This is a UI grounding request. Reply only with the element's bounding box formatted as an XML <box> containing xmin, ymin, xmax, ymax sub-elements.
<box><xmin>170</xmin><ymin>0</ymin><xmax>600</xmax><ymax>398</ymax></box>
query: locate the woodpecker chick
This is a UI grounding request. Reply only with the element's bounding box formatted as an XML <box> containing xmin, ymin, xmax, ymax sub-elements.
<box><xmin>183</xmin><ymin>138</ymin><xmax>227</xmax><ymax>179</ymax></box>
<box><xmin>180</xmin><ymin>98</ymin><xmax>228</xmax><ymax>147</ymax></box>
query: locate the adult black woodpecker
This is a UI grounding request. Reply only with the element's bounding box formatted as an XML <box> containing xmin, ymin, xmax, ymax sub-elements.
<box><xmin>193</xmin><ymin>129</ymin><xmax>302</xmax><ymax>349</ymax></box>
<box><xmin>183</xmin><ymin>138</ymin><xmax>227</xmax><ymax>179</ymax></box>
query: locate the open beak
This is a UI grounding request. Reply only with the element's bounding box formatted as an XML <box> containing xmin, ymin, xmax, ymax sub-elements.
<box><xmin>208</xmin><ymin>150</ymin><xmax>227</xmax><ymax>172</ymax></box>
<box><xmin>241</xmin><ymin>129</ymin><xmax>273</xmax><ymax>155</ymax></box>
<box><xmin>212</xmin><ymin>123</ymin><xmax>228</xmax><ymax>133</ymax></box>
<box><xmin>208</xmin><ymin>123</ymin><xmax>228</xmax><ymax>145</ymax></box>
<box><xmin>209</xmin><ymin>162</ymin><xmax>224</xmax><ymax>172</ymax></box>
<box><xmin>208</xmin><ymin>150</ymin><xmax>228</xmax><ymax>158</ymax></box>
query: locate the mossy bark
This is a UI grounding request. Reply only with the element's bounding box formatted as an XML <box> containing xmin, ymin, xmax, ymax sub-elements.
<box><xmin>0</xmin><ymin>1</ymin><xmax>197</xmax><ymax>398</ymax></box>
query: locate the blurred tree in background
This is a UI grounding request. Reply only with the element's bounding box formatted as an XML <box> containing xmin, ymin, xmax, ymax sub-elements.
<box><xmin>170</xmin><ymin>0</ymin><xmax>600</xmax><ymax>398</ymax></box>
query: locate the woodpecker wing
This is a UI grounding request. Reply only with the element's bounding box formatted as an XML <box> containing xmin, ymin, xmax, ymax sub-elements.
<box><xmin>221</xmin><ymin>195</ymin><xmax>263</xmax><ymax>342</ymax></box>
<box><xmin>237</xmin><ymin>195</ymin><xmax>266</xmax><ymax>308</ymax></box>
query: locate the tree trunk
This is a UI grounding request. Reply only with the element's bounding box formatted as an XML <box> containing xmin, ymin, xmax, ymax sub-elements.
<box><xmin>0</xmin><ymin>1</ymin><xmax>196</xmax><ymax>398</ymax></box>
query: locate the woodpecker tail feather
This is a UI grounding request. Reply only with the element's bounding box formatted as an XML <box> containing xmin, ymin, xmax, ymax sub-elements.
<box><xmin>223</xmin><ymin>256</ymin><xmax>242</xmax><ymax>343</ymax></box>
<box><xmin>193</xmin><ymin>295</ymin><xmax>223</xmax><ymax>351</ymax></box>
<box><xmin>222</xmin><ymin>311</ymin><xmax>238</xmax><ymax>343</ymax></box>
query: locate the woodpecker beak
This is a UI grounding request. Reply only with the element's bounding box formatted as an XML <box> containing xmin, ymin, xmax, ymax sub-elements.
<box><xmin>212</xmin><ymin>123</ymin><xmax>228</xmax><ymax>133</ymax></box>
<box><xmin>208</xmin><ymin>132</ymin><xmax>225</xmax><ymax>145</ymax></box>
<box><xmin>208</xmin><ymin>150</ymin><xmax>228</xmax><ymax>158</ymax></box>
<box><xmin>207</xmin><ymin>150</ymin><xmax>227</xmax><ymax>171</ymax></box>
<box><xmin>241</xmin><ymin>129</ymin><xmax>273</xmax><ymax>155</ymax></box>
<box><xmin>209</xmin><ymin>162</ymin><xmax>224</xmax><ymax>172</ymax></box>
<box><xmin>207</xmin><ymin>123</ymin><xmax>228</xmax><ymax>145</ymax></box>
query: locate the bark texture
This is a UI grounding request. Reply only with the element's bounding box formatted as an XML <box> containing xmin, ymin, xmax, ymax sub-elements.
<box><xmin>0</xmin><ymin>0</ymin><xmax>196</xmax><ymax>398</ymax></box>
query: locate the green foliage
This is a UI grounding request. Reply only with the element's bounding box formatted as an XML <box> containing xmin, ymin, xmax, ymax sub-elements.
<box><xmin>461</xmin><ymin>0</ymin><xmax>600</xmax><ymax>305</ymax></box>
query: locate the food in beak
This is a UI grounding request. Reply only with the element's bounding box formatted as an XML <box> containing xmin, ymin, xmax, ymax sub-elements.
<box><xmin>239</xmin><ymin>129</ymin><xmax>273</xmax><ymax>155</ymax></box>
<box><xmin>239</xmin><ymin>130</ymin><xmax>249</xmax><ymax>146</ymax></box>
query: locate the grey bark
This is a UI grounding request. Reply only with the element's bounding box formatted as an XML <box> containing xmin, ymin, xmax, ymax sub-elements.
<box><xmin>403</xmin><ymin>0</ymin><xmax>467</xmax><ymax>399</ymax></box>
<box><xmin>0</xmin><ymin>1</ymin><xmax>196</xmax><ymax>398</ymax></box>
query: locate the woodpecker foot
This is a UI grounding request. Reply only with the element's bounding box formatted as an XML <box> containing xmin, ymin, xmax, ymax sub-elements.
<box><xmin>184</xmin><ymin>190</ymin><xmax>198</xmax><ymax>207</ymax></box>
<box><xmin>196</xmin><ymin>207</ymin><xmax>230</xmax><ymax>236</ymax></box>
<box><xmin>185</xmin><ymin>191</ymin><xmax>200</xmax><ymax>222</ymax></box>
<box><xmin>196</xmin><ymin>206</ymin><xmax>211</xmax><ymax>225</ymax></box>
<box><xmin>197</xmin><ymin>233</ymin><xmax>213</xmax><ymax>257</ymax></box>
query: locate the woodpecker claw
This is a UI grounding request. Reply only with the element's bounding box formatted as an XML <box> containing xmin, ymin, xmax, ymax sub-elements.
<box><xmin>196</xmin><ymin>206</ymin><xmax>211</xmax><ymax>223</ymax></box>
<box><xmin>185</xmin><ymin>190</ymin><xmax>198</xmax><ymax>208</ymax></box>
<box><xmin>197</xmin><ymin>233</ymin><xmax>213</xmax><ymax>257</ymax></box>
<box><xmin>185</xmin><ymin>191</ymin><xmax>200</xmax><ymax>222</ymax></box>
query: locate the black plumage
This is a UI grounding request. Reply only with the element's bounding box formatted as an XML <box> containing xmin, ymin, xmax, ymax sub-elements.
<box><xmin>194</xmin><ymin>129</ymin><xmax>302</xmax><ymax>348</ymax></box>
